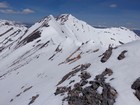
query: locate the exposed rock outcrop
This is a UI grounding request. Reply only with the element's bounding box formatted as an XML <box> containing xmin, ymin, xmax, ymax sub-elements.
<box><xmin>132</xmin><ymin>77</ymin><xmax>140</xmax><ymax>101</ymax></box>
<box><xmin>101</xmin><ymin>45</ymin><xmax>113</xmax><ymax>63</ymax></box>
<box><xmin>55</xmin><ymin>68</ymin><xmax>118</xmax><ymax>105</ymax></box>
<box><xmin>117</xmin><ymin>50</ymin><xmax>127</xmax><ymax>60</ymax></box>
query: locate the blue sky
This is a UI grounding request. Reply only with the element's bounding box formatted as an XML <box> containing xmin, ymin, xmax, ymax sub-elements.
<box><xmin>0</xmin><ymin>0</ymin><xmax>140</xmax><ymax>29</ymax></box>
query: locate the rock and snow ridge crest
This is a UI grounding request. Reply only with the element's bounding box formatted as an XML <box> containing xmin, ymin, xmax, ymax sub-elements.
<box><xmin>15</xmin><ymin>14</ymin><xmax>139</xmax><ymax>48</ymax></box>
<box><xmin>1</xmin><ymin>14</ymin><xmax>139</xmax><ymax>46</ymax></box>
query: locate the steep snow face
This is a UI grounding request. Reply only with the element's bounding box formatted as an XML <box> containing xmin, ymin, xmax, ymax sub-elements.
<box><xmin>0</xmin><ymin>15</ymin><xmax>140</xmax><ymax>105</ymax></box>
<box><xmin>0</xmin><ymin>20</ymin><xmax>27</xmax><ymax>58</ymax></box>
<box><xmin>0</xmin><ymin>37</ymin><xmax>140</xmax><ymax>105</ymax></box>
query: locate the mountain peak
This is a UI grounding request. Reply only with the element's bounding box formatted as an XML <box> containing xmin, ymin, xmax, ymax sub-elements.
<box><xmin>39</xmin><ymin>14</ymin><xmax>73</xmax><ymax>25</ymax></box>
<box><xmin>56</xmin><ymin>14</ymin><xmax>71</xmax><ymax>21</ymax></box>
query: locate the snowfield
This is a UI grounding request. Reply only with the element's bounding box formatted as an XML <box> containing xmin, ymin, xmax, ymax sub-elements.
<box><xmin>0</xmin><ymin>14</ymin><xmax>140</xmax><ymax>105</ymax></box>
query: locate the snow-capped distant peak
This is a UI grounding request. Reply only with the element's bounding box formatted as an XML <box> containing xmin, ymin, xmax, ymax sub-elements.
<box><xmin>0</xmin><ymin>19</ymin><xmax>26</xmax><ymax>27</ymax></box>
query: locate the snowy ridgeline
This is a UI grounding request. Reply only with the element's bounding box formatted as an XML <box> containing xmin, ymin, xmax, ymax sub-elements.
<box><xmin>0</xmin><ymin>14</ymin><xmax>140</xmax><ymax>105</ymax></box>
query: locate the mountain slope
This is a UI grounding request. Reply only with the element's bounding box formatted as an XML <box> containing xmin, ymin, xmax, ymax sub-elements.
<box><xmin>0</xmin><ymin>20</ymin><xmax>27</xmax><ymax>61</ymax></box>
<box><xmin>0</xmin><ymin>14</ymin><xmax>140</xmax><ymax>105</ymax></box>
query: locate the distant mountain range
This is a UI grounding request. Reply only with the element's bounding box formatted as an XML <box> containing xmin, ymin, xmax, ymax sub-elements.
<box><xmin>133</xmin><ymin>29</ymin><xmax>140</xmax><ymax>36</ymax></box>
<box><xmin>93</xmin><ymin>25</ymin><xmax>140</xmax><ymax>37</ymax></box>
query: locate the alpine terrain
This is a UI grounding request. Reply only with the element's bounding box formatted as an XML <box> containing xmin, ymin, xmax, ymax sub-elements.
<box><xmin>0</xmin><ymin>14</ymin><xmax>140</xmax><ymax>105</ymax></box>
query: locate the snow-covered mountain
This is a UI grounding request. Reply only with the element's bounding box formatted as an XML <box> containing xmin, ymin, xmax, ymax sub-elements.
<box><xmin>0</xmin><ymin>14</ymin><xmax>140</xmax><ymax>105</ymax></box>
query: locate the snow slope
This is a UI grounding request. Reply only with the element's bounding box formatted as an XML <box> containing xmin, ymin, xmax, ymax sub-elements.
<box><xmin>0</xmin><ymin>20</ymin><xmax>27</xmax><ymax>60</ymax></box>
<box><xmin>0</xmin><ymin>14</ymin><xmax>140</xmax><ymax>105</ymax></box>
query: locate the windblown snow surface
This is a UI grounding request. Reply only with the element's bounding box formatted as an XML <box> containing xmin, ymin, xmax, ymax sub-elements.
<box><xmin>0</xmin><ymin>14</ymin><xmax>140</xmax><ymax>105</ymax></box>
